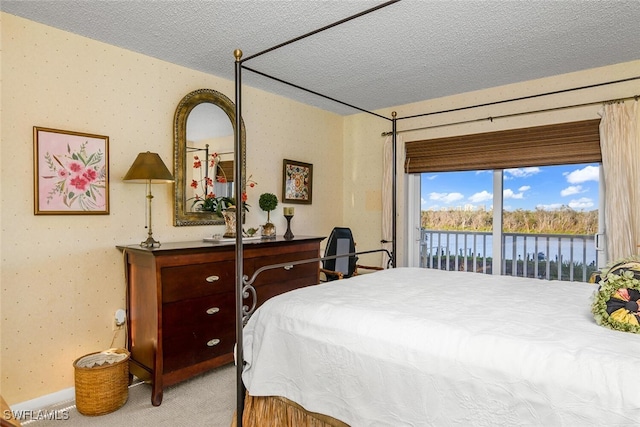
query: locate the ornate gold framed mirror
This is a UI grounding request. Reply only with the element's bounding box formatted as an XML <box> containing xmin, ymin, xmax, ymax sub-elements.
<box><xmin>173</xmin><ymin>88</ymin><xmax>246</xmax><ymax>226</ymax></box>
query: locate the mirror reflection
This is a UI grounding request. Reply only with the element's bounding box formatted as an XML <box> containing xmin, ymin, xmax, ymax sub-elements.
<box><xmin>173</xmin><ymin>89</ymin><xmax>246</xmax><ymax>226</ymax></box>
<box><xmin>186</xmin><ymin>103</ymin><xmax>234</xmax><ymax>212</ymax></box>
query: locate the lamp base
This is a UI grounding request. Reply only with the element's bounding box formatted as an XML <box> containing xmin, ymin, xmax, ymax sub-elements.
<box><xmin>140</xmin><ymin>236</ymin><xmax>161</xmax><ymax>248</ymax></box>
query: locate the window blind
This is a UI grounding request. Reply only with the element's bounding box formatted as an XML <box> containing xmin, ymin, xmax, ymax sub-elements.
<box><xmin>218</xmin><ymin>160</ymin><xmax>234</xmax><ymax>182</ymax></box>
<box><xmin>404</xmin><ymin>119</ymin><xmax>601</xmax><ymax>173</ymax></box>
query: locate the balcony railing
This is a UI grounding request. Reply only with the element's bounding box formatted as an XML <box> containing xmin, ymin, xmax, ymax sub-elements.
<box><xmin>420</xmin><ymin>229</ymin><xmax>597</xmax><ymax>282</ymax></box>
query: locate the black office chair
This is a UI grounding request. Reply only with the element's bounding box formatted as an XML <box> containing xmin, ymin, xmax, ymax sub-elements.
<box><xmin>320</xmin><ymin>227</ymin><xmax>383</xmax><ymax>281</ymax></box>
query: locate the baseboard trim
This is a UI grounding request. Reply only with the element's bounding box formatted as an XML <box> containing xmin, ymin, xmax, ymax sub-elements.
<box><xmin>12</xmin><ymin>388</ymin><xmax>75</xmax><ymax>412</ymax></box>
<box><xmin>11</xmin><ymin>377</ymin><xmax>145</xmax><ymax>412</ymax></box>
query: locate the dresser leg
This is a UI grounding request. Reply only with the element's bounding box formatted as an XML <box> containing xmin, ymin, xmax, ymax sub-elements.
<box><xmin>151</xmin><ymin>387</ymin><xmax>163</xmax><ymax>406</ymax></box>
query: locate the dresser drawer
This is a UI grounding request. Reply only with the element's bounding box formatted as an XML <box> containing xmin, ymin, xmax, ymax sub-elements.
<box><xmin>254</xmin><ymin>280</ymin><xmax>317</xmax><ymax>307</ymax></box>
<box><xmin>162</xmin><ymin>292</ymin><xmax>235</xmax><ymax>372</ymax></box>
<box><xmin>249</xmin><ymin>250</ymin><xmax>318</xmax><ymax>307</ymax></box>
<box><xmin>162</xmin><ymin>260</ymin><xmax>235</xmax><ymax>303</ymax></box>
<box><xmin>252</xmin><ymin>250</ymin><xmax>319</xmax><ymax>284</ymax></box>
<box><xmin>163</xmin><ymin>327</ymin><xmax>236</xmax><ymax>373</ymax></box>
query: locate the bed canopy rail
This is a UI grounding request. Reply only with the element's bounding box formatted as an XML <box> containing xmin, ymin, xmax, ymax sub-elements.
<box><xmin>241</xmin><ymin>0</ymin><xmax>401</xmax><ymax>64</ymax></box>
<box><xmin>381</xmin><ymin>75</ymin><xmax>640</xmax><ymax>136</ymax></box>
<box><xmin>236</xmin><ymin>0</ymin><xmax>401</xmax><ymax>122</ymax></box>
<box><xmin>241</xmin><ymin>65</ymin><xmax>392</xmax><ymax>120</ymax></box>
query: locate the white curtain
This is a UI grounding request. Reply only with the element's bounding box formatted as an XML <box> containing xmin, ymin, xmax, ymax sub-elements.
<box><xmin>382</xmin><ymin>135</ymin><xmax>403</xmax><ymax>267</ymax></box>
<box><xmin>599</xmin><ymin>100</ymin><xmax>640</xmax><ymax>262</ymax></box>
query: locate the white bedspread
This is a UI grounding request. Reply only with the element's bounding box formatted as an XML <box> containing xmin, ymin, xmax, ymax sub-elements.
<box><xmin>242</xmin><ymin>267</ymin><xmax>640</xmax><ymax>426</ymax></box>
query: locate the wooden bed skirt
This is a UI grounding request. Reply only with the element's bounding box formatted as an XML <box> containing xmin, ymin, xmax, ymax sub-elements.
<box><xmin>231</xmin><ymin>393</ymin><xmax>349</xmax><ymax>427</ymax></box>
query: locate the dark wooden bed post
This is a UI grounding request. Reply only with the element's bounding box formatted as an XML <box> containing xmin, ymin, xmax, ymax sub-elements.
<box><xmin>233</xmin><ymin>48</ymin><xmax>245</xmax><ymax>427</ymax></box>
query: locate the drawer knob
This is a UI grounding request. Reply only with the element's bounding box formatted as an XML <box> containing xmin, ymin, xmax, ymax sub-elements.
<box><xmin>207</xmin><ymin>339</ymin><xmax>221</xmax><ymax>347</ymax></box>
<box><xmin>283</xmin><ymin>265</ymin><xmax>294</xmax><ymax>271</ymax></box>
<box><xmin>206</xmin><ymin>307</ymin><xmax>220</xmax><ymax>315</ymax></box>
<box><xmin>205</xmin><ymin>275</ymin><xmax>220</xmax><ymax>283</ymax></box>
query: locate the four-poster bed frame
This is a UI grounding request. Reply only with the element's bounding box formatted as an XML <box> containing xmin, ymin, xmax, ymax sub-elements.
<box><xmin>228</xmin><ymin>2</ymin><xmax>640</xmax><ymax>426</ymax></box>
<box><xmin>231</xmin><ymin>3</ymin><xmax>402</xmax><ymax>425</ymax></box>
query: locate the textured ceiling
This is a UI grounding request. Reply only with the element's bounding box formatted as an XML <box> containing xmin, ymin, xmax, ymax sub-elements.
<box><xmin>3</xmin><ymin>0</ymin><xmax>640</xmax><ymax>115</ymax></box>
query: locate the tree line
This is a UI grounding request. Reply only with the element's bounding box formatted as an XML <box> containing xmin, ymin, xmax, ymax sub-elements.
<box><xmin>421</xmin><ymin>207</ymin><xmax>598</xmax><ymax>235</ymax></box>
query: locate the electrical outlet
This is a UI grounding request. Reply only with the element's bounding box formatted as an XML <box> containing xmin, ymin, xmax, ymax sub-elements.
<box><xmin>112</xmin><ymin>309</ymin><xmax>126</xmax><ymax>331</ymax></box>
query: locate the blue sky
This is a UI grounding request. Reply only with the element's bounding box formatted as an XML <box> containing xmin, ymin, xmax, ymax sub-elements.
<box><xmin>421</xmin><ymin>163</ymin><xmax>600</xmax><ymax>212</ymax></box>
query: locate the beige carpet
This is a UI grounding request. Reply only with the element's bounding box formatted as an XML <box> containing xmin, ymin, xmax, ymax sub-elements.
<box><xmin>23</xmin><ymin>364</ymin><xmax>236</xmax><ymax>427</ymax></box>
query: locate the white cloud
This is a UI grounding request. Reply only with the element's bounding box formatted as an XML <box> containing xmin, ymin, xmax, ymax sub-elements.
<box><xmin>518</xmin><ymin>185</ymin><xmax>530</xmax><ymax>192</ymax></box>
<box><xmin>504</xmin><ymin>188</ymin><xmax>527</xmax><ymax>199</ymax></box>
<box><xmin>468</xmin><ymin>190</ymin><xmax>492</xmax><ymax>203</ymax></box>
<box><xmin>426</xmin><ymin>175</ymin><xmax>437</xmax><ymax>180</ymax></box>
<box><xmin>429</xmin><ymin>192</ymin><xmax>464</xmax><ymax>204</ymax></box>
<box><xmin>560</xmin><ymin>185</ymin><xmax>583</xmax><ymax>196</ymax></box>
<box><xmin>505</xmin><ymin>167</ymin><xmax>541</xmax><ymax>178</ymax></box>
<box><xmin>565</xmin><ymin>165</ymin><xmax>599</xmax><ymax>184</ymax></box>
<box><xmin>568</xmin><ymin>197</ymin><xmax>594</xmax><ymax>210</ymax></box>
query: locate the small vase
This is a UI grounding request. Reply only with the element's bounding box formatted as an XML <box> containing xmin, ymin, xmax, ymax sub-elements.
<box><xmin>261</xmin><ymin>222</ymin><xmax>276</xmax><ymax>239</ymax></box>
<box><xmin>261</xmin><ymin>210</ymin><xmax>276</xmax><ymax>239</ymax></box>
<box><xmin>222</xmin><ymin>207</ymin><xmax>236</xmax><ymax>238</ymax></box>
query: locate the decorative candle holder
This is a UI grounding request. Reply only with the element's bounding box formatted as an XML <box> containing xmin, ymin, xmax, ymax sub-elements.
<box><xmin>284</xmin><ymin>214</ymin><xmax>294</xmax><ymax>240</ymax></box>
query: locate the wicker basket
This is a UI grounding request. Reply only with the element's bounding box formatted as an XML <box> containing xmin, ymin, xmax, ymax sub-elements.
<box><xmin>73</xmin><ymin>348</ymin><xmax>130</xmax><ymax>416</ymax></box>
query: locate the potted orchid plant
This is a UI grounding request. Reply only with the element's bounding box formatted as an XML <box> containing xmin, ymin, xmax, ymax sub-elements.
<box><xmin>188</xmin><ymin>152</ymin><xmax>256</xmax><ymax>215</ymax></box>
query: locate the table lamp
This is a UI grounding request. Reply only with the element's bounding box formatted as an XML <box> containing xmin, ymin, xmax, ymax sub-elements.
<box><xmin>123</xmin><ymin>151</ymin><xmax>174</xmax><ymax>247</ymax></box>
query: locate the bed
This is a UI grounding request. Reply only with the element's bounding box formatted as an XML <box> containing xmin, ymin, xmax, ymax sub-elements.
<box><xmin>238</xmin><ymin>267</ymin><xmax>640</xmax><ymax>426</ymax></box>
<box><xmin>228</xmin><ymin>3</ymin><xmax>640</xmax><ymax>426</ymax></box>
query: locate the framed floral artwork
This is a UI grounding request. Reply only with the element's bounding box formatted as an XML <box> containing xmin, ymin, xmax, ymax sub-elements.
<box><xmin>282</xmin><ymin>159</ymin><xmax>312</xmax><ymax>204</ymax></box>
<box><xmin>33</xmin><ymin>127</ymin><xmax>109</xmax><ymax>215</ymax></box>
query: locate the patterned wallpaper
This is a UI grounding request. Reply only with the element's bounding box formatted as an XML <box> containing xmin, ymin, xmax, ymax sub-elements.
<box><xmin>1</xmin><ymin>12</ymin><xmax>343</xmax><ymax>404</ymax></box>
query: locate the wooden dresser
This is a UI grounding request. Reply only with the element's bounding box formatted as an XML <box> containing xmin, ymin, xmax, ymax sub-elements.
<box><xmin>117</xmin><ymin>236</ymin><xmax>324</xmax><ymax>406</ymax></box>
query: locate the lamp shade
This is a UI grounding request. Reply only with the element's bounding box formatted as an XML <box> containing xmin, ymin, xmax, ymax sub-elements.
<box><xmin>123</xmin><ymin>151</ymin><xmax>174</xmax><ymax>183</ymax></box>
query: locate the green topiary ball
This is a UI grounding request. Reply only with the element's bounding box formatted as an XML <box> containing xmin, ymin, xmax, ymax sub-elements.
<box><xmin>258</xmin><ymin>193</ymin><xmax>278</xmax><ymax>212</ymax></box>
